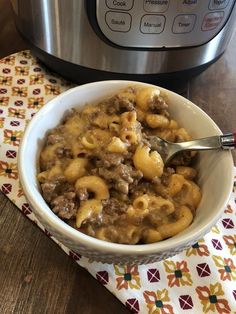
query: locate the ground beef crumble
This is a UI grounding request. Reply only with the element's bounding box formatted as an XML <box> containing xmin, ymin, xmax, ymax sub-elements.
<box><xmin>51</xmin><ymin>192</ymin><xmax>77</xmax><ymax>220</ymax></box>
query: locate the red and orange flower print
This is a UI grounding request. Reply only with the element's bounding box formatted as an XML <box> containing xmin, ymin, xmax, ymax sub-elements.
<box><xmin>164</xmin><ymin>260</ymin><xmax>192</xmax><ymax>287</ymax></box>
<box><xmin>143</xmin><ymin>289</ymin><xmax>174</xmax><ymax>314</ymax></box>
<box><xmin>114</xmin><ymin>265</ymin><xmax>140</xmax><ymax>290</ymax></box>
<box><xmin>196</xmin><ymin>282</ymin><xmax>231</xmax><ymax>313</ymax></box>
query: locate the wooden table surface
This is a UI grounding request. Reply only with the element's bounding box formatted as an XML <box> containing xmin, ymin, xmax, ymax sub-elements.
<box><xmin>0</xmin><ymin>1</ymin><xmax>235</xmax><ymax>313</ymax></box>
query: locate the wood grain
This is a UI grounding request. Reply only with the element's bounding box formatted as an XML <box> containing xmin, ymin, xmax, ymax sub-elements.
<box><xmin>189</xmin><ymin>36</ymin><xmax>236</xmax><ymax>163</ymax></box>
<box><xmin>0</xmin><ymin>0</ymin><xmax>235</xmax><ymax>313</ymax></box>
<box><xmin>0</xmin><ymin>0</ymin><xmax>27</xmax><ymax>57</ymax></box>
<box><xmin>0</xmin><ymin>198</ymin><xmax>130</xmax><ymax>314</ymax></box>
<box><xmin>0</xmin><ymin>1</ymin><xmax>129</xmax><ymax>313</ymax></box>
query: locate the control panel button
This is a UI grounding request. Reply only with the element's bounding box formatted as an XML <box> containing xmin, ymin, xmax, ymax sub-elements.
<box><xmin>106</xmin><ymin>0</ymin><xmax>134</xmax><ymax>11</ymax></box>
<box><xmin>143</xmin><ymin>0</ymin><xmax>170</xmax><ymax>13</ymax></box>
<box><xmin>140</xmin><ymin>15</ymin><xmax>165</xmax><ymax>33</ymax></box>
<box><xmin>105</xmin><ymin>11</ymin><xmax>132</xmax><ymax>32</ymax></box>
<box><xmin>172</xmin><ymin>14</ymin><xmax>196</xmax><ymax>33</ymax></box>
<box><xmin>201</xmin><ymin>11</ymin><xmax>224</xmax><ymax>31</ymax></box>
<box><xmin>178</xmin><ymin>0</ymin><xmax>199</xmax><ymax>12</ymax></box>
<box><xmin>209</xmin><ymin>0</ymin><xmax>229</xmax><ymax>10</ymax></box>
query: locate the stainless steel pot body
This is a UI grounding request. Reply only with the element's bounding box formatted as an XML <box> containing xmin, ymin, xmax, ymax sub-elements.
<box><xmin>11</xmin><ymin>0</ymin><xmax>236</xmax><ymax>75</ymax></box>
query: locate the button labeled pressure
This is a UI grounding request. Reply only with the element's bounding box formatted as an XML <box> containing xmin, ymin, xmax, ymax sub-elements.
<box><xmin>144</xmin><ymin>0</ymin><xmax>170</xmax><ymax>13</ymax></box>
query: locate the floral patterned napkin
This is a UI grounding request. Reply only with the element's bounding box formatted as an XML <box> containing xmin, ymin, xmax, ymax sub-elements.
<box><xmin>0</xmin><ymin>51</ymin><xmax>236</xmax><ymax>314</ymax></box>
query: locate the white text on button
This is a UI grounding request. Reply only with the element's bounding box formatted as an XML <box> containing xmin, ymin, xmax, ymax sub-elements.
<box><xmin>140</xmin><ymin>15</ymin><xmax>165</xmax><ymax>33</ymax></box>
<box><xmin>202</xmin><ymin>12</ymin><xmax>224</xmax><ymax>31</ymax></box>
<box><xmin>172</xmin><ymin>15</ymin><xmax>196</xmax><ymax>33</ymax></box>
<box><xmin>143</xmin><ymin>0</ymin><xmax>169</xmax><ymax>13</ymax></box>
<box><xmin>209</xmin><ymin>0</ymin><xmax>229</xmax><ymax>10</ymax></box>
<box><xmin>106</xmin><ymin>0</ymin><xmax>134</xmax><ymax>11</ymax></box>
<box><xmin>105</xmin><ymin>11</ymin><xmax>132</xmax><ymax>32</ymax></box>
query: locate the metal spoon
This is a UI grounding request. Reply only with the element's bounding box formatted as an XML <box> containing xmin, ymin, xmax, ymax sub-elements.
<box><xmin>148</xmin><ymin>132</ymin><xmax>236</xmax><ymax>164</ymax></box>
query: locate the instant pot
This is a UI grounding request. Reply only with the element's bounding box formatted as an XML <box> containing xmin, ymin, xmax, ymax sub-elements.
<box><xmin>11</xmin><ymin>0</ymin><xmax>236</xmax><ymax>83</ymax></box>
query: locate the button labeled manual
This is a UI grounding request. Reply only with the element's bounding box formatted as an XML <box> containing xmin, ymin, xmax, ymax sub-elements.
<box><xmin>172</xmin><ymin>14</ymin><xmax>196</xmax><ymax>33</ymax></box>
<box><xmin>140</xmin><ymin>15</ymin><xmax>165</xmax><ymax>33</ymax></box>
<box><xmin>105</xmin><ymin>11</ymin><xmax>132</xmax><ymax>32</ymax></box>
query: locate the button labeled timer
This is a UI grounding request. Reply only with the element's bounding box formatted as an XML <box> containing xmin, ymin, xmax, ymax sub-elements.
<box><xmin>172</xmin><ymin>14</ymin><xmax>197</xmax><ymax>33</ymax></box>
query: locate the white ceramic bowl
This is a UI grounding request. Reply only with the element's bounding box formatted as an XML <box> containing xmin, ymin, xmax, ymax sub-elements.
<box><xmin>18</xmin><ymin>81</ymin><xmax>234</xmax><ymax>264</ymax></box>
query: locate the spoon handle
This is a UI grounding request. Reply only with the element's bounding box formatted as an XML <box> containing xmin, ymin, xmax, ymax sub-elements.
<box><xmin>176</xmin><ymin>133</ymin><xmax>236</xmax><ymax>151</ymax></box>
<box><xmin>220</xmin><ymin>132</ymin><xmax>236</xmax><ymax>149</ymax></box>
<box><xmin>177</xmin><ymin>136</ymin><xmax>221</xmax><ymax>150</ymax></box>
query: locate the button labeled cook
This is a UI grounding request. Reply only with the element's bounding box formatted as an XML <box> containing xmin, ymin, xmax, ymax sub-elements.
<box><xmin>202</xmin><ymin>12</ymin><xmax>224</xmax><ymax>31</ymax></box>
<box><xmin>172</xmin><ymin>14</ymin><xmax>196</xmax><ymax>33</ymax></box>
<box><xmin>105</xmin><ymin>11</ymin><xmax>132</xmax><ymax>32</ymax></box>
<box><xmin>144</xmin><ymin>0</ymin><xmax>169</xmax><ymax>13</ymax></box>
<box><xmin>106</xmin><ymin>0</ymin><xmax>134</xmax><ymax>11</ymax></box>
<box><xmin>209</xmin><ymin>0</ymin><xmax>229</xmax><ymax>10</ymax></box>
<box><xmin>140</xmin><ymin>15</ymin><xmax>165</xmax><ymax>33</ymax></box>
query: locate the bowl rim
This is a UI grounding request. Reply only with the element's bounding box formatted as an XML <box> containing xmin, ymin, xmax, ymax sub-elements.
<box><xmin>18</xmin><ymin>80</ymin><xmax>235</xmax><ymax>256</ymax></box>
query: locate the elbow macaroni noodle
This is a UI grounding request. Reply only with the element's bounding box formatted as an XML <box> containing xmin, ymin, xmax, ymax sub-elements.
<box><xmin>107</xmin><ymin>137</ymin><xmax>127</xmax><ymax>153</ymax></box>
<box><xmin>38</xmin><ymin>85</ymin><xmax>202</xmax><ymax>244</ymax></box>
<box><xmin>133</xmin><ymin>144</ymin><xmax>164</xmax><ymax>180</ymax></box>
<box><xmin>146</xmin><ymin>114</ymin><xmax>169</xmax><ymax>129</ymax></box>
<box><xmin>64</xmin><ymin>158</ymin><xmax>88</xmax><ymax>183</ymax></box>
<box><xmin>75</xmin><ymin>176</ymin><xmax>109</xmax><ymax>200</ymax></box>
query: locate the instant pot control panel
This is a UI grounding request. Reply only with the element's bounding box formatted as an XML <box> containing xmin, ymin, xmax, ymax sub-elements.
<box><xmin>93</xmin><ymin>0</ymin><xmax>235</xmax><ymax>48</ymax></box>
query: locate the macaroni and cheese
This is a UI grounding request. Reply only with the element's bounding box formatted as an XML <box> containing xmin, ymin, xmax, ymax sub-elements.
<box><xmin>38</xmin><ymin>86</ymin><xmax>201</xmax><ymax>244</ymax></box>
